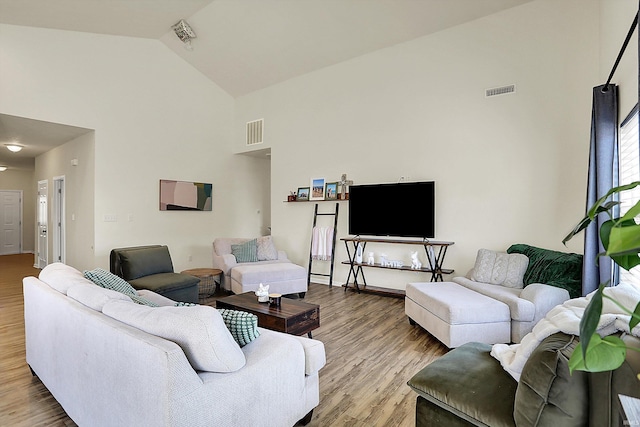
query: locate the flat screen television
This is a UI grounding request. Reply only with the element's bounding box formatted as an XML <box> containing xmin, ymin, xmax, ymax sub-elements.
<box><xmin>348</xmin><ymin>181</ymin><xmax>435</xmax><ymax>239</ymax></box>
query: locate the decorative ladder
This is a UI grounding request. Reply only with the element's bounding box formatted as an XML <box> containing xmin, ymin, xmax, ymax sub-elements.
<box><xmin>307</xmin><ymin>203</ymin><xmax>339</xmax><ymax>288</ymax></box>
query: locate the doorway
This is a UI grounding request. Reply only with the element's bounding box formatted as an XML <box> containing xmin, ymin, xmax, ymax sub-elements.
<box><xmin>53</xmin><ymin>176</ymin><xmax>65</xmax><ymax>263</ymax></box>
<box><xmin>37</xmin><ymin>180</ymin><xmax>48</xmax><ymax>268</ymax></box>
<box><xmin>0</xmin><ymin>190</ymin><xmax>23</xmax><ymax>255</ymax></box>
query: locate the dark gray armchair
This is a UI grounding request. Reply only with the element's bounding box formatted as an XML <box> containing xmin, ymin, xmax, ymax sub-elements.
<box><xmin>110</xmin><ymin>245</ymin><xmax>199</xmax><ymax>303</ymax></box>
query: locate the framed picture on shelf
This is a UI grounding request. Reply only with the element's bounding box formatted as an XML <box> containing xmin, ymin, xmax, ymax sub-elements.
<box><xmin>310</xmin><ymin>178</ymin><xmax>325</xmax><ymax>200</ymax></box>
<box><xmin>325</xmin><ymin>182</ymin><xmax>338</xmax><ymax>200</ymax></box>
<box><xmin>297</xmin><ymin>187</ymin><xmax>310</xmax><ymax>201</ymax></box>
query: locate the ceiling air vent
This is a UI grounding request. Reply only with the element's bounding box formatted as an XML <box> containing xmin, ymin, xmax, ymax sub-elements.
<box><xmin>246</xmin><ymin>119</ymin><xmax>264</xmax><ymax>146</ymax></box>
<box><xmin>485</xmin><ymin>84</ymin><xmax>516</xmax><ymax>98</ymax></box>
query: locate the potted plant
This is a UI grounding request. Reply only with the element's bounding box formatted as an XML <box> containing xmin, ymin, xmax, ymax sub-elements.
<box><xmin>563</xmin><ymin>181</ymin><xmax>640</xmax><ymax>374</ymax></box>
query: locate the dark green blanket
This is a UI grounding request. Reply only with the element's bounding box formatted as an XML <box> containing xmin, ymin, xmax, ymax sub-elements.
<box><xmin>507</xmin><ymin>244</ymin><xmax>582</xmax><ymax>298</ymax></box>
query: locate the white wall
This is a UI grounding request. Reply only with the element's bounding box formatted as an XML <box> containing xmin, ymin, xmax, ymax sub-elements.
<box><xmin>35</xmin><ymin>132</ymin><xmax>95</xmax><ymax>269</ymax></box>
<box><xmin>0</xmin><ymin>169</ymin><xmax>36</xmax><ymax>253</ymax></box>
<box><xmin>0</xmin><ymin>24</ymin><xmax>266</xmax><ymax>271</ymax></box>
<box><xmin>236</xmin><ymin>0</ymin><xmax>600</xmax><ymax>290</ymax></box>
<box><xmin>2</xmin><ymin>0</ymin><xmax>633</xmax><ymax>287</ymax></box>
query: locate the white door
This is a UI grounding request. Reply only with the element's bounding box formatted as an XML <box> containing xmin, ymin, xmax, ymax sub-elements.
<box><xmin>53</xmin><ymin>177</ymin><xmax>65</xmax><ymax>263</ymax></box>
<box><xmin>37</xmin><ymin>180</ymin><xmax>48</xmax><ymax>268</ymax></box>
<box><xmin>0</xmin><ymin>190</ymin><xmax>22</xmax><ymax>255</ymax></box>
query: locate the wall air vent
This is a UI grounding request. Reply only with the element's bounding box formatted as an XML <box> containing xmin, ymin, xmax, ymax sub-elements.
<box><xmin>485</xmin><ymin>84</ymin><xmax>516</xmax><ymax>98</ymax></box>
<box><xmin>246</xmin><ymin>119</ymin><xmax>264</xmax><ymax>146</ymax></box>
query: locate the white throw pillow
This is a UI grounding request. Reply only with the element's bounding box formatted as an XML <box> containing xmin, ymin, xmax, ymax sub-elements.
<box><xmin>471</xmin><ymin>249</ymin><xmax>529</xmax><ymax>288</ymax></box>
<box><xmin>257</xmin><ymin>236</ymin><xmax>279</xmax><ymax>261</ymax></box>
<box><xmin>102</xmin><ymin>300</ymin><xmax>246</xmax><ymax>373</ymax></box>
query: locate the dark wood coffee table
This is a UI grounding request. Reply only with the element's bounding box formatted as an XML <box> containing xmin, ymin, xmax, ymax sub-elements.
<box><xmin>216</xmin><ymin>292</ymin><xmax>320</xmax><ymax>338</ymax></box>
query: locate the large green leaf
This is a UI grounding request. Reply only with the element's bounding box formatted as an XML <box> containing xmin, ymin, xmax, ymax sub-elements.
<box><xmin>631</xmin><ymin>301</ymin><xmax>640</xmax><ymax>331</ymax></box>
<box><xmin>587</xmin><ymin>182</ymin><xmax>640</xmax><ymax>219</ymax></box>
<box><xmin>569</xmin><ymin>334</ymin><xmax>628</xmax><ymax>373</ymax></box>
<box><xmin>607</xmin><ymin>222</ymin><xmax>640</xmax><ymax>255</ymax></box>
<box><xmin>563</xmin><ymin>203</ymin><xmax>619</xmax><ymax>245</ymax></box>
<box><xmin>618</xmin><ymin>199</ymin><xmax>640</xmax><ymax>224</ymax></box>
<box><xmin>578</xmin><ymin>284</ymin><xmax>605</xmax><ymax>366</ymax></box>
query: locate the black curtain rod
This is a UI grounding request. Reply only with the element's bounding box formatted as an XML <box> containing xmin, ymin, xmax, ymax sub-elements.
<box><xmin>603</xmin><ymin>11</ymin><xmax>638</xmax><ymax>92</ymax></box>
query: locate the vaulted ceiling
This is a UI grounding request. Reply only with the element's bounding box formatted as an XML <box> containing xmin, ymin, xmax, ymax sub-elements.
<box><xmin>0</xmin><ymin>0</ymin><xmax>534</xmax><ymax>169</ymax></box>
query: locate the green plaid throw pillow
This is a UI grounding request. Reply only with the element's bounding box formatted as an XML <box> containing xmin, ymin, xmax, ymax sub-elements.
<box><xmin>217</xmin><ymin>309</ymin><xmax>260</xmax><ymax>347</ymax></box>
<box><xmin>83</xmin><ymin>268</ymin><xmax>159</xmax><ymax>307</ymax></box>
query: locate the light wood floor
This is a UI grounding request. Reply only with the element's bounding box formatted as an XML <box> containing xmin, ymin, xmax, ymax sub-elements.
<box><xmin>0</xmin><ymin>254</ymin><xmax>448</xmax><ymax>427</ymax></box>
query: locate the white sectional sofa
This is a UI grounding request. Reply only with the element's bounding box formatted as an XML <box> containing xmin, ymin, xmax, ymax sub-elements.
<box><xmin>24</xmin><ymin>263</ymin><xmax>325</xmax><ymax>427</ymax></box>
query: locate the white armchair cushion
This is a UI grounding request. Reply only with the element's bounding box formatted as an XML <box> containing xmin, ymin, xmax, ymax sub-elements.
<box><xmin>103</xmin><ymin>300</ymin><xmax>246</xmax><ymax>373</ymax></box>
<box><xmin>470</xmin><ymin>249</ymin><xmax>528</xmax><ymax>288</ymax></box>
<box><xmin>453</xmin><ymin>276</ymin><xmax>535</xmax><ymax>322</ymax></box>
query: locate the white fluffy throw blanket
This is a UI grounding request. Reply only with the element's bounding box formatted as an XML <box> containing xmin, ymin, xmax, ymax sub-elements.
<box><xmin>491</xmin><ymin>282</ymin><xmax>640</xmax><ymax>381</ymax></box>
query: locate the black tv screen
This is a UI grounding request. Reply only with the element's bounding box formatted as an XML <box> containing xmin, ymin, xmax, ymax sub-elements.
<box><xmin>348</xmin><ymin>181</ymin><xmax>435</xmax><ymax>239</ymax></box>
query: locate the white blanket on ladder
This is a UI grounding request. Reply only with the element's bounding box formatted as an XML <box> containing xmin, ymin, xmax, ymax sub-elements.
<box><xmin>490</xmin><ymin>282</ymin><xmax>640</xmax><ymax>381</ymax></box>
<box><xmin>311</xmin><ymin>226</ymin><xmax>334</xmax><ymax>261</ymax></box>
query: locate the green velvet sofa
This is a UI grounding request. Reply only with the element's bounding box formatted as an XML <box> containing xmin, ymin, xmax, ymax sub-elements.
<box><xmin>110</xmin><ymin>245</ymin><xmax>199</xmax><ymax>303</ymax></box>
<box><xmin>408</xmin><ymin>332</ymin><xmax>640</xmax><ymax>426</ymax></box>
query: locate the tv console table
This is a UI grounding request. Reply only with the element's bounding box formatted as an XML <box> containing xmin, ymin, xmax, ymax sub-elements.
<box><xmin>341</xmin><ymin>237</ymin><xmax>454</xmax><ymax>293</ymax></box>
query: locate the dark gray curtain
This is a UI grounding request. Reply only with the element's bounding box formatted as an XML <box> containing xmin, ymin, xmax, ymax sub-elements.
<box><xmin>582</xmin><ymin>84</ymin><xmax>619</xmax><ymax>295</ymax></box>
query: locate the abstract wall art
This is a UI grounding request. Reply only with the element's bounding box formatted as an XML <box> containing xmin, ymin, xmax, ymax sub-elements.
<box><xmin>159</xmin><ymin>179</ymin><xmax>212</xmax><ymax>211</ymax></box>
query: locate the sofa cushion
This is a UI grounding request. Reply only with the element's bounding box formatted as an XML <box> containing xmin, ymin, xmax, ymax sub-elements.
<box><xmin>136</xmin><ymin>289</ymin><xmax>179</xmax><ymax>307</ymax></box>
<box><xmin>257</xmin><ymin>236</ymin><xmax>279</xmax><ymax>261</ymax></box>
<box><xmin>102</xmin><ymin>300</ymin><xmax>246</xmax><ymax>372</ymax></box>
<box><xmin>507</xmin><ymin>244</ymin><xmax>583</xmax><ymax>298</ymax></box>
<box><xmin>39</xmin><ymin>262</ymin><xmax>94</xmax><ymax>294</ymax></box>
<box><xmin>471</xmin><ymin>249</ymin><xmax>528</xmax><ymax>288</ymax></box>
<box><xmin>118</xmin><ymin>246</ymin><xmax>174</xmax><ymax>280</ymax></box>
<box><xmin>514</xmin><ymin>332</ymin><xmax>588</xmax><ymax>426</ymax></box>
<box><xmin>408</xmin><ymin>341</ymin><xmax>518</xmax><ymax>427</ymax></box>
<box><xmin>231</xmin><ymin>239</ymin><xmax>259</xmax><ymax>263</ymax></box>
<box><xmin>67</xmin><ymin>283</ymin><xmax>133</xmax><ymax>311</ymax></box>
<box><xmin>128</xmin><ymin>272</ymin><xmax>199</xmax><ymax>293</ymax></box>
<box><xmin>218</xmin><ymin>308</ymin><xmax>260</xmax><ymax>347</ymax></box>
<box><xmin>231</xmin><ymin>262</ymin><xmax>307</xmax><ymax>285</ymax></box>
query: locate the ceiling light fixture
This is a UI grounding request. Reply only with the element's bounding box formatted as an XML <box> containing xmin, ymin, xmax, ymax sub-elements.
<box><xmin>0</xmin><ymin>166</ymin><xmax>7</xmax><ymax>172</ymax></box>
<box><xmin>172</xmin><ymin>19</ymin><xmax>197</xmax><ymax>51</ymax></box>
<box><xmin>5</xmin><ymin>144</ymin><xmax>23</xmax><ymax>153</ymax></box>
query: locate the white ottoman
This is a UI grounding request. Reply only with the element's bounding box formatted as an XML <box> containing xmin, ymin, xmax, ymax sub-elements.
<box><xmin>405</xmin><ymin>282</ymin><xmax>511</xmax><ymax>348</ymax></box>
<box><xmin>230</xmin><ymin>263</ymin><xmax>307</xmax><ymax>297</ymax></box>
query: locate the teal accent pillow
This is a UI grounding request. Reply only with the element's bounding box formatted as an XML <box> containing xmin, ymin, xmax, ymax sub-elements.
<box><xmin>217</xmin><ymin>308</ymin><xmax>260</xmax><ymax>347</ymax></box>
<box><xmin>231</xmin><ymin>239</ymin><xmax>259</xmax><ymax>263</ymax></box>
<box><xmin>83</xmin><ymin>268</ymin><xmax>159</xmax><ymax>307</ymax></box>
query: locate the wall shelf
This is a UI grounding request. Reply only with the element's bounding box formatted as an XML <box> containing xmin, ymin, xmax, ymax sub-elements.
<box><xmin>284</xmin><ymin>199</ymin><xmax>348</xmax><ymax>203</ymax></box>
